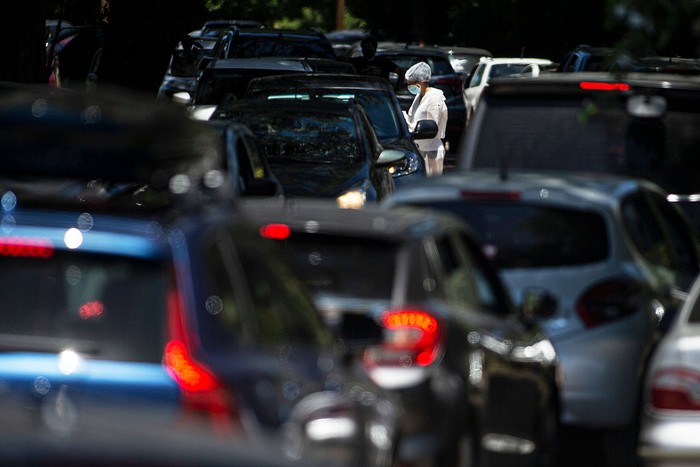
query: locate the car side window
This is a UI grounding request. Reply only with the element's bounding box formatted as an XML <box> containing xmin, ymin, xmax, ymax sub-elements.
<box><xmin>622</xmin><ymin>193</ymin><xmax>674</xmax><ymax>268</ymax></box>
<box><xmin>434</xmin><ymin>234</ymin><xmax>504</xmax><ymax>315</ymax></box>
<box><xmin>232</xmin><ymin>231</ymin><xmax>335</xmax><ymax>347</ymax></box>
<box><xmin>648</xmin><ymin>193</ymin><xmax>700</xmax><ymax>273</ymax></box>
<box><xmin>469</xmin><ymin>64</ymin><xmax>485</xmax><ymax>87</ymax></box>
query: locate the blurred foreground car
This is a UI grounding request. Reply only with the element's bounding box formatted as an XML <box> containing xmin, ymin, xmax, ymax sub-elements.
<box><xmin>383</xmin><ymin>169</ymin><xmax>700</xmax><ymax>464</ymax></box>
<box><xmin>244</xmin><ymin>73</ymin><xmax>439</xmax><ymax>186</ymax></box>
<box><xmin>638</xmin><ymin>273</ymin><xmax>700</xmax><ymax>467</ymax></box>
<box><xmin>210</xmin><ymin>98</ymin><xmax>405</xmax><ymax>206</ymax></box>
<box><xmin>239</xmin><ymin>197</ymin><xmax>561</xmax><ymax>467</ymax></box>
<box><xmin>0</xmin><ymin>83</ymin><xmax>400</xmax><ymax>467</ymax></box>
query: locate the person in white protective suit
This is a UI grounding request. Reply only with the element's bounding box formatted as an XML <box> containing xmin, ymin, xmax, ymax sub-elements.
<box><xmin>403</xmin><ymin>61</ymin><xmax>448</xmax><ymax>176</ymax></box>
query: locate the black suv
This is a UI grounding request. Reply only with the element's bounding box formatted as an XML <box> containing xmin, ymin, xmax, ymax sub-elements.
<box><xmin>457</xmin><ymin>71</ymin><xmax>700</xmax><ymax>232</ymax></box>
<box><xmin>199</xmin><ymin>27</ymin><xmax>339</xmax><ymax>72</ymax></box>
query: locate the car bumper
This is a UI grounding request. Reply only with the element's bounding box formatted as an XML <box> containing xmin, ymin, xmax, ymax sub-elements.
<box><xmin>638</xmin><ymin>412</ymin><xmax>700</xmax><ymax>466</ymax></box>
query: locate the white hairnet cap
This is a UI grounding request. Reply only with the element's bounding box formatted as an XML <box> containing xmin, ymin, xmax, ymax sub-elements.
<box><xmin>405</xmin><ymin>61</ymin><xmax>431</xmax><ymax>82</ymax></box>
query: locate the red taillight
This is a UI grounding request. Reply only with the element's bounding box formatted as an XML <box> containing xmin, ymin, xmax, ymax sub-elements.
<box><xmin>460</xmin><ymin>190</ymin><xmax>521</xmax><ymax>202</ymax></box>
<box><xmin>364</xmin><ymin>310</ymin><xmax>442</xmax><ymax>367</ymax></box>
<box><xmin>575</xmin><ymin>278</ymin><xmax>643</xmax><ymax>328</ymax></box>
<box><xmin>259</xmin><ymin>223</ymin><xmax>290</xmax><ymax>240</ymax></box>
<box><xmin>649</xmin><ymin>368</ymin><xmax>700</xmax><ymax>411</ymax></box>
<box><xmin>165</xmin><ymin>286</ymin><xmax>239</xmax><ymax>429</ymax></box>
<box><xmin>165</xmin><ymin>339</ymin><xmax>221</xmax><ymax>393</ymax></box>
<box><xmin>579</xmin><ymin>81</ymin><xmax>630</xmax><ymax>91</ymax></box>
<box><xmin>0</xmin><ymin>236</ymin><xmax>54</xmax><ymax>258</ymax></box>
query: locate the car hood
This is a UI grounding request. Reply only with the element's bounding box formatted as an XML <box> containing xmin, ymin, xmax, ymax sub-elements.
<box><xmin>269</xmin><ymin>161</ymin><xmax>372</xmax><ymax>198</ymax></box>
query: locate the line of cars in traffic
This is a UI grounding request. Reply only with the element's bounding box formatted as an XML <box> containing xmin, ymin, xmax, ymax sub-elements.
<box><xmin>31</xmin><ymin>18</ymin><xmax>700</xmax><ymax>466</ymax></box>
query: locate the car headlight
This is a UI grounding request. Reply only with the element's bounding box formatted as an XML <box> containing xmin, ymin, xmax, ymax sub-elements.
<box><xmin>387</xmin><ymin>152</ymin><xmax>419</xmax><ymax>177</ymax></box>
<box><xmin>511</xmin><ymin>339</ymin><xmax>557</xmax><ymax>364</ymax></box>
<box><xmin>336</xmin><ymin>189</ymin><xmax>366</xmax><ymax>209</ymax></box>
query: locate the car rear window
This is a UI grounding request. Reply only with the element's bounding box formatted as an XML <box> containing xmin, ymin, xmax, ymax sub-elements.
<box><xmin>0</xmin><ymin>252</ymin><xmax>167</xmax><ymax>362</ymax></box>
<box><xmin>469</xmin><ymin>95</ymin><xmax>700</xmax><ymax>198</ymax></box>
<box><xmin>276</xmin><ymin>233</ymin><xmax>398</xmax><ymax>299</ymax></box>
<box><xmin>412</xmin><ymin>200</ymin><xmax>609</xmax><ymax>268</ymax></box>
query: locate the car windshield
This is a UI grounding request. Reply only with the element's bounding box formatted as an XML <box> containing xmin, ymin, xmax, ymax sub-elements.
<box><xmin>259</xmin><ymin>90</ymin><xmax>402</xmax><ymax>140</ymax></box>
<box><xmin>276</xmin><ymin>233</ymin><xmax>398</xmax><ymax>299</ymax></box>
<box><xmin>215</xmin><ymin>109</ymin><xmax>362</xmax><ymax>164</ymax></box>
<box><xmin>412</xmin><ymin>200</ymin><xmax>609</xmax><ymax>268</ymax></box>
<box><xmin>490</xmin><ymin>63</ymin><xmax>533</xmax><ymax>78</ymax></box>
<box><xmin>0</xmin><ymin>251</ymin><xmax>167</xmax><ymax>362</ymax></box>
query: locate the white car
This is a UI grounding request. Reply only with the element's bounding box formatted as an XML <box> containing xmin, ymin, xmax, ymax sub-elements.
<box><xmin>638</xmin><ymin>272</ymin><xmax>700</xmax><ymax>466</ymax></box>
<box><xmin>384</xmin><ymin>168</ymin><xmax>700</xmax><ymax>464</ymax></box>
<box><xmin>463</xmin><ymin>56</ymin><xmax>553</xmax><ymax>123</ymax></box>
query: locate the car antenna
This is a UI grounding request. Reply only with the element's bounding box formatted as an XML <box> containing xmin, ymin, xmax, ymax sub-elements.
<box><xmin>520</xmin><ymin>46</ymin><xmax>525</xmax><ymax>59</ymax></box>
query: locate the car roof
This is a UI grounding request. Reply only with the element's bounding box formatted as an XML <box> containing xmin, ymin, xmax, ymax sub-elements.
<box><xmin>385</xmin><ymin>168</ymin><xmax>666</xmax><ymax>209</ymax></box>
<box><xmin>440</xmin><ymin>46</ymin><xmax>492</xmax><ymax>56</ymax></box>
<box><xmin>376</xmin><ymin>45</ymin><xmax>451</xmax><ymax>57</ymax></box>
<box><xmin>214</xmin><ymin>95</ymin><xmax>361</xmax><ymax>116</ymax></box>
<box><xmin>246</xmin><ymin>73</ymin><xmax>394</xmax><ymax>93</ymax></box>
<box><xmin>238</xmin><ymin>197</ymin><xmax>470</xmax><ymax>242</ymax></box>
<box><xmin>479</xmin><ymin>56</ymin><xmax>553</xmax><ymax>65</ymax></box>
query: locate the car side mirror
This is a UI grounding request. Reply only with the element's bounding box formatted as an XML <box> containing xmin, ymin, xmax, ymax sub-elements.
<box><xmin>172</xmin><ymin>91</ymin><xmax>192</xmax><ymax>105</ymax></box>
<box><xmin>520</xmin><ymin>287</ymin><xmax>558</xmax><ymax>320</ymax></box>
<box><xmin>376</xmin><ymin>149</ymin><xmax>406</xmax><ymax>166</ymax></box>
<box><xmin>411</xmin><ymin>119</ymin><xmax>438</xmax><ymax>140</ymax></box>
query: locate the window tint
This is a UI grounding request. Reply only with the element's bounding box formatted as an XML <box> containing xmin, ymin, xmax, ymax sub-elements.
<box><xmin>470</xmin><ymin>94</ymin><xmax>700</xmax><ymax>199</ymax></box>
<box><xmin>435</xmin><ymin>235</ymin><xmax>502</xmax><ymax>313</ymax></box>
<box><xmin>0</xmin><ymin>253</ymin><xmax>167</xmax><ymax>363</ymax></box>
<box><xmin>278</xmin><ymin>233</ymin><xmax>398</xmax><ymax>300</ymax></box>
<box><xmin>206</xmin><ymin>229</ymin><xmax>334</xmax><ymax>348</ymax></box>
<box><xmin>412</xmin><ymin>200</ymin><xmax>609</xmax><ymax>268</ymax></box>
<box><xmin>622</xmin><ymin>194</ymin><xmax>674</xmax><ymax>268</ymax></box>
<box><xmin>489</xmin><ymin>63</ymin><xmax>531</xmax><ymax>79</ymax></box>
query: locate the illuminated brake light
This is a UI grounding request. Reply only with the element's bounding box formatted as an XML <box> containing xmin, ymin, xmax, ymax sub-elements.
<box><xmin>260</xmin><ymin>223</ymin><xmax>290</xmax><ymax>240</ymax></box>
<box><xmin>166</xmin><ymin>286</ymin><xmax>237</xmax><ymax>427</ymax></box>
<box><xmin>579</xmin><ymin>81</ymin><xmax>630</xmax><ymax>91</ymax></box>
<box><xmin>0</xmin><ymin>237</ymin><xmax>54</xmax><ymax>258</ymax></box>
<box><xmin>650</xmin><ymin>368</ymin><xmax>700</xmax><ymax>411</ymax></box>
<box><xmin>460</xmin><ymin>190</ymin><xmax>521</xmax><ymax>202</ymax></box>
<box><xmin>165</xmin><ymin>340</ymin><xmax>220</xmax><ymax>392</ymax></box>
<box><xmin>365</xmin><ymin>310</ymin><xmax>442</xmax><ymax>367</ymax></box>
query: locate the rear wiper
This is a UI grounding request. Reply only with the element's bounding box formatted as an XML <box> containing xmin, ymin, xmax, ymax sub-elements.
<box><xmin>0</xmin><ymin>333</ymin><xmax>100</xmax><ymax>355</ymax></box>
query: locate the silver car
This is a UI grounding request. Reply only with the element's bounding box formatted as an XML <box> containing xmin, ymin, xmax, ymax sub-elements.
<box><xmin>638</xmin><ymin>272</ymin><xmax>700</xmax><ymax>466</ymax></box>
<box><xmin>384</xmin><ymin>168</ymin><xmax>700</xmax><ymax>463</ymax></box>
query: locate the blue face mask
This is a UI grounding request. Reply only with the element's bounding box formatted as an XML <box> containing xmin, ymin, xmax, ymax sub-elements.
<box><xmin>407</xmin><ymin>84</ymin><xmax>421</xmax><ymax>95</ymax></box>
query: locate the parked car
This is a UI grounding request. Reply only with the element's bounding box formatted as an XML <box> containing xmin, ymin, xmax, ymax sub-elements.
<box><xmin>185</xmin><ymin>57</ymin><xmax>355</xmax><ymax>120</ymax></box>
<box><xmin>244</xmin><ymin>72</ymin><xmax>438</xmax><ymax>186</ymax></box>
<box><xmin>462</xmin><ymin>56</ymin><xmax>554</xmax><ymax>124</ymax></box>
<box><xmin>638</xmin><ymin>272</ymin><xmax>700</xmax><ymax>466</ymax></box>
<box><xmin>238</xmin><ymin>197</ymin><xmax>561</xmax><ymax>467</ymax></box>
<box><xmin>0</xmin><ymin>83</ymin><xmax>401</xmax><ymax>467</ymax></box>
<box><xmin>458</xmin><ymin>71</ymin><xmax>700</xmax><ymax>233</ymax></box>
<box><xmin>199</xmin><ymin>27</ymin><xmax>338</xmax><ymax>72</ymax></box>
<box><xmin>209</xmin><ymin>98</ymin><xmax>405</xmax><ymax>206</ymax></box>
<box><xmin>383</xmin><ymin>168</ymin><xmax>700</xmax><ymax>464</ymax></box>
<box><xmin>375</xmin><ymin>45</ymin><xmax>466</xmax><ymax>162</ymax></box>
<box><xmin>439</xmin><ymin>45</ymin><xmax>493</xmax><ymax>82</ymax></box>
